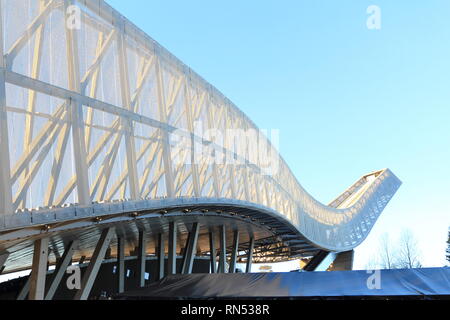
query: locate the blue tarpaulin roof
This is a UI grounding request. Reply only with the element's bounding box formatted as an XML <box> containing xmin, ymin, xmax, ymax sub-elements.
<box><xmin>118</xmin><ymin>268</ymin><xmax>450</xmax><ymax>299</ymax></box>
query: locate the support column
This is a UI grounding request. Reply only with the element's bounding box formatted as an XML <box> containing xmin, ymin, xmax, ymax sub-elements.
<box><xmin>229</xmin><ymin>231</ymin><xmax>240</xmax><ymax>273</ymax></box>
<box><xmin>64</xmin><ymin>0</ymin><xmax>90</xmax><ymax>205</ymax></box>
<box><xmin>0</xmin><ymin>2</ymin><xmax>13</xmax><ymax>216</ymax></box>
<box><xmin>168</xmin><ymin>221</ymin><xmax>177</xmax><ymax>275</ymax></box>
<box><xmin>246</xmin><ymin>237</ymin><xmax>255</xmax><ymax>273</ymax></box>
<box><xmin>137</xmin><ymin>230</ymin><xmax>146</xmax><ymax>288</ymax></box>
<box><xmin>182</xmin><ymin>223</ymin><xmax>200</xmax><ymax>274</ymax></box>
<box><xmin>19</xmin><ymin>0</ymin><xmax>46</xmax><ymax>209</ymax></box>
<box><xmin>45</xmin><ymin>240</ymin><xmax>78</xmax><ymax>300</ymax></box>
<box><xmin>180</xmin><ymin>231</ymin><xmax>191</xmax><ymax>274</ymax></box>
<box><xmin>157</xmin><ymin>233</ymin><xmax>165</xmax><ymax>280</ymax></box>
<box><xmin>117</xmin><ymin>237</ymin><xmax>125</xmax><ymax>293</ymax></box>
<box><xmin>116</xmin><ymin>28</ymin><xmax>139</xmax><ymax>199</ymax></box>
<box><xmin>29</xmin><ymin>237</ymin><xmax>49</xmax><ymax>300</ymax></box>
<box><xmin>183</xmin><ymin>79</ymin><xmax>201</xmax><ymax>198</ymax></box>
<box><xmin>209</xmin><ymin>231</ymin><xmax>217</xmax><ymax>273</ymax></box>
<box><xmin>205</xmin><ymin>96</ymin><xmax>220</xmax><ymax>198</ymax></box>
<box><xmin>74</xmin><ymin>227</ymin><xmax>115</xmax><ymax>300</ymax></box>
<box><xmin>218</xmin><ymin>225</ymin><xmax>226</xmax><ymax>273</ymax></box>
<box><xmin>155</xmin><ymin>57</ymin><xmax>175</xmax><ymax>197</ymax></box>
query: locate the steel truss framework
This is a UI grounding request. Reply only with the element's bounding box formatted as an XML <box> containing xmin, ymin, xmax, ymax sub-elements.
<box><xmin>0</xmin><ymin>0</ymin><xmax>401</xmax><ymax>299</ymax></box>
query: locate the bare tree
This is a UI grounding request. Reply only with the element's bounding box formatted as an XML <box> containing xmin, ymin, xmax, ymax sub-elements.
<box><xmin>364</xmin><ymin>256</ymin><xmax>380</xmax><ymax>270</ymax></box>
<box><xmin>378</xmin><ymin>233</ymin><xmax>396</xmax><ymax>269</ymax></box>
<box><xmin>446</xmin><ymin>227</ymin><xmax>450</xmax><ymax>265</ymax></box>
<box><xmin>371</xmin><ymin>230</ymin><xmax>422</xmax><ymax>270</ymax></box>
<box><xmin>395</xmin><ymin>230</ymin><xmax>422</xmax><ymax>269</ymax></box>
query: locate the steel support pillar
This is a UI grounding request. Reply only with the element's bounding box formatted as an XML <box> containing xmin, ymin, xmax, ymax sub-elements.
<box><xmin>180</xmin><ymin>232</ymin><xmax>191</xmax><ymax>274</ymax></box>
<box><xmin>137</xmin><ymin>230</ymin><xmax>147</xmax><ymax>288</ymax></box>
<box><xmin>209</xmin><ymin>231</ymin><xmax>217</xmax><ymax>273</ymax></box>
<box><xmin>181</xmin><ymin>223</ymin><xmax>200</xmax><ymax>274</ymax></box>
<box><xmin>229</xmin><ymin>231</ymin><xmax>240</xmax><ymax>273</ymax></box>
<box><xmin>116</xmin><ymin>30</ymin><xmax>139</xmax><ymax>199</ymax></box>
<box><xmin>117</xmin><ymin>237</ymin><xmax>125</xmax><ymax>293</ymax></box>
<box><xmin>157</xmin><ymin>233</ymin><xmax>165</xmax><ymax>280</ymax></box>
<box><xmin>29</xmin><ymin>237</ymin><xmax>49</xmax><ymax>300</ymax></box>
<box><xmin>64</xmin><ymin>0</ymin><xmax>91</xmax><ymax>206</ymax></box>
<box><xmin>0</xmin><ymin>3</ymin><xmax>13</xmax><ymax>217</ymax></box>
<box><xmin>0</xmin><ymin>69</ymin><xmax>12</xmax><ymax>217</ymax></box>
<box><xmin>246</xmin><ymin>237</ymin><xmax>255</xmax><ymax>273</ymax></box>
<box><xmin>218</xmin><ymin>225</ymin><xmax>226</xmax><ymax>273</ymax></box>
<box><xmin>155</xmin><ymin>57</ymin><xmax>175</xmax><ymax>198</ymax></box>
<box><xmin>168</xmin><ymin>221</ymin><xmax>177</xmax><ymax>275</ymax></box>
<box><xmin>45</xmin><ymin>240</ymin><xmax>78</xmax><ymax>300</ymax></box>
<box><xmin>74</xmin><ymin>227</ymin><xmax>115</xmax><ymax>300</ymax></box>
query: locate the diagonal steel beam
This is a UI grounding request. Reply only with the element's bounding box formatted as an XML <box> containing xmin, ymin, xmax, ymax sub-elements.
<box><xmin>44</xmin><ymin>121</ymin><xmax>72</xmax><ymax>206</ymax></box>
<box><xmin>14</xmin><ymin>114</ymin><xmax>68</xmax><ymax>208</ymax></box>
<box><xmin>74</xmin><ymin>227</ymin><xmax>115</xmax><ymax>300</ymax></box>
<box><xmin>229</xmin><ymin>230</ymin><xmax>240</xmax><ymax>273</ymax></box>
<box><xmin>90</xmin><ymin>131</ymin><xmax>123</xmax><ymax>200</ymax></box>
<box><xmin>80</xmin><ymin>29</ymin><xmax>117</xmax><ymax>90</ymax></box>
<box><xmin>218</xmin><ymin>225</ymin><xmax>226</xmax><ymax>273</ymax></box>
<box><xmin>10</xmin><ymin>104</ymin><xmax>66</xmax><ymax>184</ymax></box>
<box><xmin>84</xmin><ymin>32</ymin><xmax>105</xmax><ymax>152</ymax></box>
<box><xmin>181</xmin><ymin>223</ymin><xmax>200</xmax><ymax>275</ymax></box>
<box><xmin>209</xmin><ymin>231</ymin><xmax>217</xmax><ymax>273</ymax></box>
<box><xmin>45</xmin><ymin>240</ymin><xmax>78</xmax><ymax>300</ymax></box>
<box><xmin>16</xmin><ymin>274</ymin><xmax>31</xmax><ymax>300</ymax></box>
<box><xmin>5</xmin><ymin>0</ymin><xmax>56</xmax><ymax>68</ymax></box>
<box><xmin>130</xmin><ymin>56</ymin><xmax>155</xmax><ymax>112</ymax></box>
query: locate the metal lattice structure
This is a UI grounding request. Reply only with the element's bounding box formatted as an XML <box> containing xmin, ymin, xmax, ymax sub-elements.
<box><xmin>0</xmin><ymin>0</ymin><xmax>400</xmax><ymax>281</ymax></box>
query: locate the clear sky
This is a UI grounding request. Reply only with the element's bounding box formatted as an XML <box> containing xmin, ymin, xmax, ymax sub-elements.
<box><xmin>107</xmin><ymin>0</ymin><xmax>450</xmax><ymax>269</ymax></box>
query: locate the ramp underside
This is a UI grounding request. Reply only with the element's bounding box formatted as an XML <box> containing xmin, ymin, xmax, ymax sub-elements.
<box><xmin>0</xmin><ymin>202</ymin><xmax>321</xmax><ymax>274</ymax></box>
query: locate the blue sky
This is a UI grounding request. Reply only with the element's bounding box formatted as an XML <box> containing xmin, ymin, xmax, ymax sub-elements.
<box><xmin>107</xmin><ymin>0</ymin><xmax>450</xmax><ymax>269</ymax></box>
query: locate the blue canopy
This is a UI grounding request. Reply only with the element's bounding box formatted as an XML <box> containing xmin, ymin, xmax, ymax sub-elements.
<box><xmin>118</xmin><ymin>268</ymin><xmax>450</xmax><ymax>299</ymax></box>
